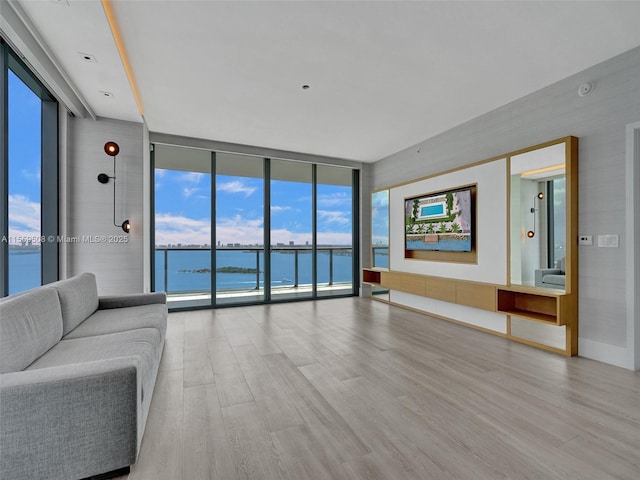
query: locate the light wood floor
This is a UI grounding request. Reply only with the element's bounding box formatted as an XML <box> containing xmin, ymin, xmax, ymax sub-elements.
<box><xmin>117</xmin><ymin>297</ymin><xmax>640</xmax><ymax>480</ymax></box>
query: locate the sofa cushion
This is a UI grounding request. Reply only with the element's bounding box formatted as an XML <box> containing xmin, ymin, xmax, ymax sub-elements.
<box><xmin>50</xmin><ymin>273</ymin><xmax>99</xmax><ymax>336</ymax></box>
<box><xmin>28</xmin><ymin>328</ymin><xmax>163</xmax><ymax>418</ymax></box>
<box><xmin>0</xmin><ymin>288</ymin><xmax>63</xmax><ymax>373</ymax></box>
<box><xmin>64</xmin><ymin>304</ymin><xmax>168</xmax><ymax>340</ymax></box>
<box><xmin>542</xmin><ymin>274</ymin><xmax>566</xmax><ymax>286</ymax></box>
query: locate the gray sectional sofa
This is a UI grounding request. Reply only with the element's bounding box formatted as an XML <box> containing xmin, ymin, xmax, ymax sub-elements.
<box><xmin>534</xmin><ymin>257</ymin><xmax>566</xmax><ymax>289</ymax></box>
<box><xmin>0</xmin><ymin>273</ymin><xmax>167</xmax><ymax>480</ymax></box>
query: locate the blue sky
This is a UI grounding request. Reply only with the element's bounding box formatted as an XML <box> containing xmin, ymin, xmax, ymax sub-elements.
<box><xmin>155</xmin><ymin>169</ymin><xmax>353</xmax><ymax>246</ymax></box>
<box><xmin>7</xmin><ymin>70</ymin><xmax>41</xmax><ymax>243</ymax></box>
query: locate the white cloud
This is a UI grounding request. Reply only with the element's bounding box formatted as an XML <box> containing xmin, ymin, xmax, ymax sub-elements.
<box><xmin>317</xmin><ymin>232</ymin><xmax>353</xmax><ymax>246</ymax></box>
<box><xmin>271</xmin><ymin>205</ymin><xmax>292</xmax><ymax>213</ymax></box>
<box><xmin>7</xmin><ymin>195</ymin><xmax>40</xmax><ymax>241</ymax></box>
<box><xmin>218</xmin><ymin>180</ymin><xmax>256</xmax><ymax>197</ymax></box>
<box><xmin>216</xmin><ymin>214</ymin><xmax>263</xmax><ymax>245</ymax></box>
<box><xmin>318</xmin><ymin>209</ymin><xmax>350</xmax><ymax>226</ymax></box>
<box><xmin>21</xmin><ymin>169</ymin><xmax>41</xmax><ymax>182</ymax></box>
<box><xmin>318</xmin><ymin>192</ymin><xmax>350</xmax><ymax>207</ymax></box>
<box><xmin>155</xmin><ymin>213</ymin><xmax>211</xmax><ymax>246</ymax></box>
<box><xmin>183</xmin><ymin>187</ymin><xmax>199</xmax><ymax>198</ymax></box>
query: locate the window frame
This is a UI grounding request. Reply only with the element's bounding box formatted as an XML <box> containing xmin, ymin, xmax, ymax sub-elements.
<box><xmin>1</xmin><ymin>39</ymin><xmax>59</xmax><ymax>296</ymax></box>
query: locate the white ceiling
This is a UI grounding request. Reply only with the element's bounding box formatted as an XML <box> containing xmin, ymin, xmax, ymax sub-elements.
<box><xmin>13</xmin><ymin>0</ymin><xmax>640</xmax><ymax>162</ymax></box>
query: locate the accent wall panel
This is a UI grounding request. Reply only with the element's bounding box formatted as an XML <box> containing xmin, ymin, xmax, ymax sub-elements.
<box><xmin>389</xmin><ymin>158</ymin><xmax>508</xmax><ymax>285</ymax></box>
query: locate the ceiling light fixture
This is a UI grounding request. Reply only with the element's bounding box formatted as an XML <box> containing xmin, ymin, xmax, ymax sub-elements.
<box><xmin>99</xmin><ymin>91</ymin><xmax>114</xmax><ymax>98</ymax></box>
<box><xmin>78</xmin><ymin>52</ymin><xmax>97</xmax><ymax>63</ymax></box>
<box><xmin>302</xmin><ymin>84</ymin><xmax>310</xmax><ymax>90</ymax></box>
<box><xmin>520</xmin><ymin>164</ymin><xmax>564</xmax><ymax>179</ymax></box>
<box><xmin>102</xmin><ymin>0</ymin><xmax>145</xmax><ymax>116</ymax></box>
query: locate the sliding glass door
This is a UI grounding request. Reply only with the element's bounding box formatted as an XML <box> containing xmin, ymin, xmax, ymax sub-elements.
<box><xmin>270</xmin><ymin>159</ymin><xmax>313</xmax><ymax>300</ymax></box>
<box><xmin>152</xmin><ymin>145</ymin><xmax>358</xmax><ymax>309</ymax></box>
<box><xmin>316</xmin><ymin>165</ymin><xmax>355</xmax><ymax>297</ymax></box>
<box><xmin>215</xmin><ymin>153</ymin><xmax>265</xmax><ymax>305</ymax></box>
<box><xmin>153</xmin><ymin>145</ymin><xmax>212</xmax><ymax>308</ymax></box>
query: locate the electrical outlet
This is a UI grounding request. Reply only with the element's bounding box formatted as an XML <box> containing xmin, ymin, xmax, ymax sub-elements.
<box><xmin>578</xmin><ymin>234</ymin><xmax>592</xmax><ymax>246</ymax></box>
<box><xmin>597</xmin><ymin>234</ymin><xmax>619</xmax><ymax>248</ymax></box>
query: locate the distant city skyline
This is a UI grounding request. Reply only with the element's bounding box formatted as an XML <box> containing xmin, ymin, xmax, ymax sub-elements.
<box><xmin>155</xmin><ymin>168</ymin><xmax>353</xmax><ymax>247</ymax></box>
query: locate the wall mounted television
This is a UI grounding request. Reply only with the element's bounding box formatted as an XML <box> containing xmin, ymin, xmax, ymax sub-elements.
<box><xmin>405</xmin><ymin>185</ymin><xmax>476</xmax><ymax>261</ymax></box>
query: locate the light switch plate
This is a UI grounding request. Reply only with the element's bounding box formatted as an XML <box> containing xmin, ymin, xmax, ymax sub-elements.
<box><xmin>597</xmin><ymin>234</ymin><xmax>619</xmax><ymax>248</ymax></box>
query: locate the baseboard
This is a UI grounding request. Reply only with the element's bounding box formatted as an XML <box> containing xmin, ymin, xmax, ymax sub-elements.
<box><xmin>579</xmin><ymin>337</ymin><xmax>635</xmax><ymax>370</ymax></box>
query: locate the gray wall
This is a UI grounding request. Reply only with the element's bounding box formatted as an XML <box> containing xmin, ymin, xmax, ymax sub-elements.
<box><xmin>371</xmin><ymin>46</ymin><xmax>640</xmax><ymax>358</ymax></box>
<box><xmin>65</xmin><ymin>117</ymin><xmax>145</xmax><ymax>295</ymax></box>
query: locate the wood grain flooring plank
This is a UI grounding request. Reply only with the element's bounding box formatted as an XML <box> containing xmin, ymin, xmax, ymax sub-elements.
<box><xmin>269</xmin><ymin>333</ymin><xmax>317</xmax><ymax>367</ymax></box>
<box><xmin>270</xmin><ymin>424</ymin><xmax>351</xmax><ymax>480</ymax></box>
<box><xmin>297</xmin><ymin>362</ymin><xmax>461</xmax><ymax>479</ymax></box>
<box><xmin>129</xmin><ymin>369</ymin><xmax>184</xmax><ymax>480</ymax></box>
<box><xmin>158</xmin><ymin>312</ymin><xmax>184</xmax><ymax>372</ymax></box>
<box><xmin>183</xmin><ymin>330</ymin><xmax>215</xmax><ymax>388</ymax></box>
<box><xmin>221</xmin><ymin>401</ymin><xmax>292</xmax><ymax>480</ymax></box>
<box><xmin>232</xmin><ymin>344</ymin><xmax>303</xmax><ymax>432</ymax></box>
<box><xmin>183</xmin><ymin>384</ymin><xmax>236</xmax><ymax>480</ymax></box>
<box><xmin>262</xmin><ymin>353</ymin><xmax>370</xmax><ymax>462</ymax></box>
<box><xmin>207</xmin><ymin>337</ymin><xmax>254</xmax><ymax>407</ymax></box>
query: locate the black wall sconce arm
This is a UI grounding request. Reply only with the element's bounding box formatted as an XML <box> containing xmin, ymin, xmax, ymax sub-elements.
<box><xmin>527</xmin><ymin>192</ymin><xmax>544</xmax><ymax>239</ymax></box>
<box><xmin>97</xmin><ymin>141</ymin><xmax>131</xmax><ymax>233</ymax></box>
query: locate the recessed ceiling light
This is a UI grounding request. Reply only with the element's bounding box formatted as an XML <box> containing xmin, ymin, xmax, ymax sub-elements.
<box><xmin>99</xmin><ymin>91</ymin><xmax>114</xmax><ymax>99</ymax></box>
<box><xmin>79</xmin><ymin>52</ymin><xmax>97</xmax><ymax>63</ymax></box>
<box><xmin>302</xmin><ymin>85</ymin><xmax>310</xmax><ymax>90</ymax></box>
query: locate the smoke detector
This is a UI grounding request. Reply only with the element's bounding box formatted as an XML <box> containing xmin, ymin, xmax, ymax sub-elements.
<box><xmin>578</xmin><ymin>82</ymin><xmax>593</xmax><ymax>97</ymax></box>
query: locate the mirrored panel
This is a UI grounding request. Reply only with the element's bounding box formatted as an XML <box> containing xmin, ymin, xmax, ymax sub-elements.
<box><xmin>510</xmin><ymin>142</ymin><xmax>567</xmax><ymax>290</ymax></box>
<box><xmin>370</xmin><ymin>189</ymin><xmax>389</xmax><ymax>300</ymax></box>
<box><xmin>371</xmin><ymin>189</ymin><xmax>389</xmax><ymax>269</ymax></box>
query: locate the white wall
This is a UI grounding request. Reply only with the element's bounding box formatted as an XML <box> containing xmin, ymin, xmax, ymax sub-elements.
<box><xmin>65</xmin><ymin>117</ymin><xmax>145</xmax><ymax>295</ymax></box>
<box><xmin>371</xmin><ymin>46</ymin><xmax>640</xmax><ymax>368</ymax></box>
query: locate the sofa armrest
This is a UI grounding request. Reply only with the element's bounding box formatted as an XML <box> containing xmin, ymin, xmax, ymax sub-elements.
<box><xmin>99</xmin><ymin>291</ymin><xmax>166</xmax><ymax>309</ymax></box>
<box><xmin>535</xmin><ymin>268</ymin><xmax>563</xmax><ymax>287</ymax></box>
<box><xmin>0</xmin><ymin>359</ymin><xmax>139</xmax><ymax>480</ymax></box>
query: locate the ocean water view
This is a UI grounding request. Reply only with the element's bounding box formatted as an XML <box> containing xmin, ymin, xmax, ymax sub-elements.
<box><xmin>7</xmin><ymin>248</ymin><xmax>354</xmax><ymax>296</ymax></box>
<box><xmin>7</xmin><ymin>250</ymin><xmax>41</xmax><ymax>295</ymax></box>
<box><xmin>155</xmin><ymin>248</ymin><xmax>353</xmax><ymax>292</ymax></box>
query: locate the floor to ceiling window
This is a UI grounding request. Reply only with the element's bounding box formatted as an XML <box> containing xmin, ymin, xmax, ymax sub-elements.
<box><xmin>215</xmin><ymin>152</ymin><xmax>265</xmax><ymax>306</ymax></box>
<box><xmin>270</xmin><ymin>159</ymin><xmax>313</xmax><ymax>301</ymax></box>
<box><xmin>153</xmin><ymin>145</ymin><xmax>212</xmax><ymax>308</ymax></box>
<box><xmin>152</xmin><ymin>143</ymin><xmax>358</xmax><ymax>309</ymax></box>
<box><xmin>315</xmin><ymin>165</ymin><xmax>356</xmax><ymax>298</ymax></box>
<box><xmin>1</xmin><ymin>39</ymin><xmax>58</xmax><ymax>297</ymax></box>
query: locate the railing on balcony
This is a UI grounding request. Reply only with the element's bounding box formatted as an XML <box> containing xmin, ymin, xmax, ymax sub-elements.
<box><xmin>372</xmin><ymin>246</ymin><xmax>389</xmax><ymax>269</ymax></box>
<box><xmin>154</xmin><ymin>245</ymin><xmax>353</xmax><ymax>296</ymax></box>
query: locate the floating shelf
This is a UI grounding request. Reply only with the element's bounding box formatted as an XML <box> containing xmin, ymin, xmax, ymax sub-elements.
<box><xmin>362</xmin><ymin>269</ymin><xmax>382</xmax><ymax>285</ymax></box>
<box><xmin>496</xmin><ymin>287</ymin><xmax>566</xmax><ymax>326</ymax></box>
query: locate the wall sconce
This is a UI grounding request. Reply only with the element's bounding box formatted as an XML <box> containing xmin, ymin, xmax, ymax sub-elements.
<box><xmin>97</xmin><ymin>141</ymin><xmax>131</xmax><ymax>233</ymax></box>
<box><xmin>527</xmin><ymin>192</ymin><xmax>544</xmax><ymax>238</ymax></box>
